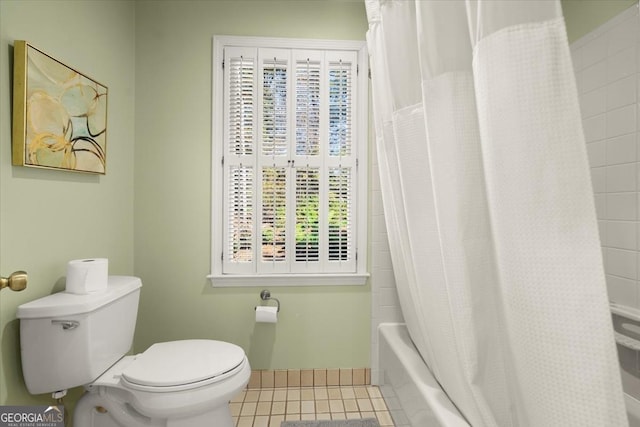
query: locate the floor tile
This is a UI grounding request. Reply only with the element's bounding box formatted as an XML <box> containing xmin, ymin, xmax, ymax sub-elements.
<box><xmin>231</xmin><ymin>383</ymin><xmax>395</xmax><ymax>426</ymax></box>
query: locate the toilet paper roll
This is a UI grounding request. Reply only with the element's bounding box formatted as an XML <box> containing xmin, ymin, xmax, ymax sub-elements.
<box><xmin>255</xmin><ymin>306</ymin><xmax>278</xmax><ymax>323</ymax></box>
<box><xmin>66</xmin><ymin>258</ymin><xmax>109</xmax><ymax>294</ymax></box>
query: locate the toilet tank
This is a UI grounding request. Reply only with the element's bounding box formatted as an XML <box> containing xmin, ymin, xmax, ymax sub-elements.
<box><xmin>17</xmin><ymin>276</ymin><xmax>142</xmax><ymax>395</ymax></box>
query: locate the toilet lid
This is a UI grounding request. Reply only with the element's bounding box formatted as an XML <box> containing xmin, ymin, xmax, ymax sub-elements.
<box><xmin>122</xmin><ymin>339</ymin><xmax>245</xmax><ymax>388</ymax></box>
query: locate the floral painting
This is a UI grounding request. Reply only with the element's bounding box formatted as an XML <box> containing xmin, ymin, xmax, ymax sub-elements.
<box><xmin>12</xmin><ymin>41</ymin><xmax>108</xmax><ymax>174</ymax></box>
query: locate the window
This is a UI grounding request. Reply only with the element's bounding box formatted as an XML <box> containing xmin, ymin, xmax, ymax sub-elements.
<box><xmin>210</xmin><ymin>36</ymin><xmax>368</xmax><ymax>286</ymax></box>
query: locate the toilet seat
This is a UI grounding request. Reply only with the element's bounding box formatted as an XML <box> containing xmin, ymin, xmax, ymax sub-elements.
<box><xmin>121</xmin><ymin>339</ymin><xmax>246</xmax><ymax>392</ymax></box>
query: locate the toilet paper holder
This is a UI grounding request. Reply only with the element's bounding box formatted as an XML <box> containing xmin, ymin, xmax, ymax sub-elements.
<box><xmin>257</xmin><ymin>289</ymin><xmax>280</xmax><ymax>312</ymax></box>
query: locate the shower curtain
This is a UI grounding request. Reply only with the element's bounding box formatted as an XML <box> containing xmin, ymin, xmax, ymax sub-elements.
<box><xmin>366</xmin><ymin>1</ymin><xmax>628</xmax><ymax>426</ymax></box>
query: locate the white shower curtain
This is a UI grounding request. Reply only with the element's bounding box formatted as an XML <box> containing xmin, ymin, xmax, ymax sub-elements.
<box><xmin>366</xmin><ymin>1</ymin><xmax>628</xmax><ymax>426</ymax></box>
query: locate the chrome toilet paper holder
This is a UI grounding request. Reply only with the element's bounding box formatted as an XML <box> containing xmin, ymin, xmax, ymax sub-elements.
<box><xmin>256</xmin><ymin>289</ymin><xmax>280</xmax><ymax>312</ymax></box>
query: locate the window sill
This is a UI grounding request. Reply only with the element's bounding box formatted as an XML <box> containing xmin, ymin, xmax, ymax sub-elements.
<box><xmin>207</xmin><ymin>273</ymin><xmax>369</xmax><ymax>287</ymax></box>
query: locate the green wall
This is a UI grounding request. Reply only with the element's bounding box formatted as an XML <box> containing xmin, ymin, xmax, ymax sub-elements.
<box><xmin>562</xmin><ymin>0</ymin><xmax>638</xmax><ymax>43</ymax></box>
<box><xmin>133</xmin><ymin>0</ymin><xmax>371</xmax><ymax>370</ymax></box>
<box><xmin>0</xmin><ymin>0</ymin><xmax>136</xmax><ymax>410</ymax></box>
<box><xmin>0</xmin><ymin>0</ymin><xmax>370</xmax><ymax>414</ymax></box>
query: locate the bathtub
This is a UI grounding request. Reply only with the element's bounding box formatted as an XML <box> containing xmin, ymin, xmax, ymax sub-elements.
<box><xmin>377</xmin><ymin>322</ymin><xmax>640</xmax><ymax>427</ymax></box>
<box><xmin>628</xmin><ymin>393</ymin><xmax>640</xmax><ymax>426</ymax></box>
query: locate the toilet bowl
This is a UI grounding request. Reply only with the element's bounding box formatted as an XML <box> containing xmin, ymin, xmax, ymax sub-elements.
<box><xmin>75</xmin><ymin>339</ymin><xmax>250</xmax><ymax>426</ymax></box>
<box><xmin>16</xmin><ymin>276</ymin><xmax>250</xmax><ymax>427</ymax></box>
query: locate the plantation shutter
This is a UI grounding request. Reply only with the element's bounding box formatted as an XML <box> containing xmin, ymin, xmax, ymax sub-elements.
<box><xmin>258</xmin><ymin>48</ymin><xmax>291</xmax><ymax>274</ymax></box>
<box><xmin>223</xmin><ymin>46</ymin><xmax>358</xmax><ymax>275</ymax></box>
<box><xmin>325</xmin><ymin>51</ymin><xmax>357</xmax><ymax>273</ymax></box>
<box><xmin>291</xmin><ymin>50</ymin><xmax>323</xmax><ymax>273</ymax></box>
<box><xmin>223</xmin><ymin>47</ymin><xmax>257</xmax><ymax>274</ymax></box>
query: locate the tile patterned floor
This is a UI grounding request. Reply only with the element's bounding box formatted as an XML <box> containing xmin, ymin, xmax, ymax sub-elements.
<box><xmin>231</xmin><ymin>385</ymin><xmax>395</xmax><ymax>427</ymax></box>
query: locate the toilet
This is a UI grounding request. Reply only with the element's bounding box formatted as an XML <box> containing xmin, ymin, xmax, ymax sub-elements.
<box><xmin>16</xmin><ymin>276</ymin><xmax>250</xmax><ymax>427</ymax></box>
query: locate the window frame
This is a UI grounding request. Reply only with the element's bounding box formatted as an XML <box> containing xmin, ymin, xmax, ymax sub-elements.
<box><xmin>209</xmin><ymin>35</ymin><xmax>369</xmax><ymax>287</ymax></box>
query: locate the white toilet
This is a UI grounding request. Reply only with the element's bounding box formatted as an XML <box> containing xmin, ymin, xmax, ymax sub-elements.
<box><xmin>17</xmin><ymin>276</ymin><xmax>250</xmax><ymax>427</ymax></box>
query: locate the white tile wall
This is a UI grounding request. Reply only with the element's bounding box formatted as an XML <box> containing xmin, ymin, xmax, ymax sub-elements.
<box><xmin>572</xmin><ymin>4</ymin><xmax>640</xmax><ymax>310</ymax></box>
<box><xmin>370</xmin><ymin>142</ymin><xmax>404</xmax><ymax>386</ymax></box>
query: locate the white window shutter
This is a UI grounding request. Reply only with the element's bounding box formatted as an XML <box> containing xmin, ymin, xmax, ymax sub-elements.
<box><xmin>259</xmin><ymin>166</ymin><xmax>289</xmax><ymax>271</ymax></box>
<box><xmin>217</xmin><ymin>40</ymin><xmax>364</xmax><ymax>279</ymax></box>
<box><xmin>258</xmin><ymin>49</ymin><xmax>291</xmax><ymax>274</ymax></box>
<box><xmin>223</xmin><ymin>47</ymin><xmax>258</xmax><ymax>274</ymax></box>
<box><xmin>294</xmin><ymin>51</ymin><xmax>323</xmax><ymax>158</ymax></box>
<box><xmin>325</xmin><ymin>51</ymin><xmax>357</xmax><ymax>273</ymax></box>
<box><xmin>290</xmin><ymin>50</ymin><xmax>324</xmax><ymax>273</ymax></box>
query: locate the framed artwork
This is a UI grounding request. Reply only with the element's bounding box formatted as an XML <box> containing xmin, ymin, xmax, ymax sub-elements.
<box><xmin>12</xmin><ymin>40</ymin><xmax>108</xmax><ymax>174</ymax></box>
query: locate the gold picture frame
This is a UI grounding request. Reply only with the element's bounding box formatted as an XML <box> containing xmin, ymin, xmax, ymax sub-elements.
<box><xmin>12</xmin><ymin>40</ymin><xmax>108</xmax><ymax>174</ymax></box>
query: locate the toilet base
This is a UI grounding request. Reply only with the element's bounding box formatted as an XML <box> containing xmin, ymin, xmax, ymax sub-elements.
<box><xmin>73</xmin><ymin>346</ymin><xmax>250</xmax><ymax>426</ymax></box>
<box><xmin>75</xmin><ymin>391</ymin><xmax>234</xmax><ymax>427</ymax></box>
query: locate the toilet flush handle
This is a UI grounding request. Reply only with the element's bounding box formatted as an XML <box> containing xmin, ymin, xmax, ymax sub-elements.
<box><xmin>51</xmin><ymin>320</ymin><xmax>80</xmax><ymax>331</ymax></box>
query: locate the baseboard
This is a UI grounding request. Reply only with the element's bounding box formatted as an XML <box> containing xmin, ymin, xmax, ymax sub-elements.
<box><xmin>248</xmin><ymin>368</ymin><xmax>372</xmax><ymax>389</ymax></box>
